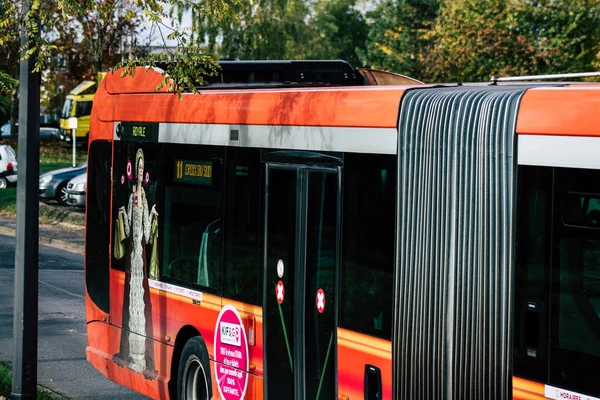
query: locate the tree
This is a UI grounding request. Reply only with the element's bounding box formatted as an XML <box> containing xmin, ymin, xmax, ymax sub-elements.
<box><xmin>514</xmin><ymin>0</ymin><xmax>600</xmax><ymax>74</ymax></box>
<box><xmin>0</xmin><ymin>1</ymin><xmax>147</xmax><ymax>122</ymax></box>
<box><xmin>423</xmin><ymin>0</ymin><xmax>537</xmax><ymax>82</ymax></box>
<box><xmin>306</xmin><ymin>0</ymin><xmax>369</xmax><ymax>67</ymax></box>
<box><xmin>424</xmin><ymin>0</ymin><xmax>600</xmax><ymax>82</ymax></box>
<box><xmin>186</xmin><ymin>0</ymin><xmax>313</xmax><ymax>60</ymax></box>
<box><xmin>0</xmin><ymin>70</ymin><xmax>17</xmax><ymax>127</ymax></box>
<box><xmin>0</xmin><ymin>0</ymin><xmax>241</xmax><ymax>96</ymax></box>
<box><xmin>55</xmin><ymin>1</ymin><xmax>143</xmax><ymax>78</ymax></box>
<box><xmin>176</xmin><ymin>0</ymin><xmax>370</xmax><ymax>67</ymax></box>
<box><xmin>42</xmin><ymin>1</ymin><xmax>143</xmax><ymax>116</ymax></box>
<box><xmin>0</xmin><ymin>0</ymin><xmax>22</xmax><ymax>134</ymax></box>
<box><xmin>358</xmin><ymin>0</ymin><xmax>440</xmax><ymax>79</ymax></box>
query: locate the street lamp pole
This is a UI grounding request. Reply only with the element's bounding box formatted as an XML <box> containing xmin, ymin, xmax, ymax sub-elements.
<box><xmin>12</xmin><ymin>0</ymin><xmax>40</xmax><ymax>398</ymax></box>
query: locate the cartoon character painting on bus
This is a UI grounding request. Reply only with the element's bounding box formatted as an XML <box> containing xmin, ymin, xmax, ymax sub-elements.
<box><xmin>113</xmin><ymin>147</ymin><xmax>159</xmax><ymax>379</ymax></box>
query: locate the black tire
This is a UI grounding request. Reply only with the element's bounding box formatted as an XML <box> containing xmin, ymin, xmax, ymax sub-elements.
<box><xmin>177</xmin><ymin>336</ymin><xmax>212</xmax><ymax>400</ymax></box>
<box><xmin>56</xmin><ymin>182</ymin><xmax>69</xmax><ymax>205</ymax></box>
<box><xmin>0</xmin><ymin>176</ymin><xmax>7</xmax><ymax>189</ymax></box>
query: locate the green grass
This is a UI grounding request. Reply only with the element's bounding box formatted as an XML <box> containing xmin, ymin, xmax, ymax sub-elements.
<box><xmin>39</xmin><ymin>140</ymin><xmax>87</xmax><ymax>174</ymax></box>
<box><xmin>0</xmin><ymin>363</ymin><xmax>56</xmax><ymax>400</ymax></box>
<box><xmin>0</xmin><ymin>187</ymin><xmax>16</xmax><ymax>216</ymax></box>
<box><xmin>0</xmin><ymin>364</ymin><xmax>9</xmax><ymax>399</ymax></box>
<box><xmin>0</xmin><ymin>138</ymin><xmax>87</xmax><ymax>218</ymax></box>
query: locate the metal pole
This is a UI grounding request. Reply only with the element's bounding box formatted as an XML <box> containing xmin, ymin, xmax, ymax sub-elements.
<box><xmin>72</xmin><ymin>128</ymin><xmax>76</xmax><ymax>167</ymax></box>
<box><xmin>491</xmin><ymin>71</ymin><xmax>600</xmax><ymax>83</ymax></box>
<box><xmin>12</xmin><ymin>0</ymin><xmax>40</xmax><ymax>398</ymax></box>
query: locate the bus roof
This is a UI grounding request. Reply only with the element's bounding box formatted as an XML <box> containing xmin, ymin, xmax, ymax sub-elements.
<box><xmin>516</xmin><ymin>85</ymin><xmax>600</xmax><ymax>137</ymax></box>
<box><xmin>90</xmin><ymin>67</ymin><xmax>421</xmax><ymax>142</ymax></box>
<box><xmin>92</xmin><ymin>67</ymin><xmax>600</xmax><ymax>142</ymax></box>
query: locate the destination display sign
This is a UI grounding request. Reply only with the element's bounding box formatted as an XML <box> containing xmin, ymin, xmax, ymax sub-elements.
<box><xmin>174</xmin><ymin>159</ymin><xmax>213</xmax><ymax>185</ymax></box>
<box><xmin>117</xmin><ymin>122</ymin><xmax>159</xmax><ymax>142</ymax></box>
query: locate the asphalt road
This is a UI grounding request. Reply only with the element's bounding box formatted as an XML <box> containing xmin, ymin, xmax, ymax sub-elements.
<box><xmin>0</xmin><ymin>233</ymin><xmax>149</xmax><ymax>400</ymax></box>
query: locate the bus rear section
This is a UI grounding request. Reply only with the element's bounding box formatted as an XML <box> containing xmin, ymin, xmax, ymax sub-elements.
<box><xmin>389</xmin><ymin>84</ymin><xmax>600</xmax><ymax>400</ymax></box>
<box><xmin>511</xmin><ymin>87</ymin><xmax>600</xmax><ymax>400</ymax></box>
<box><xmin>83</xmin><ymin>63</ymin><xmax>600</xmax><ymax>400</ymax></box>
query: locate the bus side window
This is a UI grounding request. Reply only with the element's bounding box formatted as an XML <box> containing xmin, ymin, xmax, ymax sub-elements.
<box><xmin>550</xmin><ymin>168</ymin><xmax>600</xmax><ymax>395</ymax></box>
<box><xmin>515</xmin><ymin>165</ymin><xmax>600</xmax><ymax>396</ymax></box>
<box><xmin>161</xmin><ymin>146</ymin><xmax>224</xmax><ymax>293</ymax></box>
<box><xmin>162</xmin><ymin>186</ymin><xmax>222</xmax><ymax>291</ymax></box>
<box><xmin>86</xmin><ymin>140</ymin><xmax>112</xmax><ymax>313</ymax></box>
<box><xmin>339</xmin><ymin>153</ymin><xmax>395</xmax><ymax>339</ymax></box>
<box><xmin>222</xmin><ymin>148</ymin><xmax>262</xmax><ymax>306</ymax></box>
<box><xmin>514</xmin><ymin>166</ymin><xmax>552</xmax><ymax>382</ymax></box>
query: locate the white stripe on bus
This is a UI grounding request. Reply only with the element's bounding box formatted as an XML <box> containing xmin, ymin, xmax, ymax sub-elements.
<box><xmin>544</xmin><ymin>384</ymin><xmax>600</xmax><ymax>400</ymax></box>
<box><xmin>518</xmin><ymin>134</ymin><xmax>600</xmax><ymax>169</ymax></box>
<box><xmin>148</xmin><ymin>279</ymin><xmax>203</xmax><ymax>301</ymax></box>
<box><xmin>114</xmin><ymin>122</ymin><xmax>398</xmax><ymax>155</ymax></box>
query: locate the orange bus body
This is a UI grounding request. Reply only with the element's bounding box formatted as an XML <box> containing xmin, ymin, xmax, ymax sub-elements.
<box><xmin>86</xmin><ymin>67</ymin><xmax>600</xmax><ymax>400</ymax></box>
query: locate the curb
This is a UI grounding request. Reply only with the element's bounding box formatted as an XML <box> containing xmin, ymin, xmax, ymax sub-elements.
<box><xmin>38</xmin><ymin>384</ymin><xmax>69</xmax><ymax>400</ymax></box>
<box><xmin>0</xmin><ymin>225</ymin><xmax>84</xmax><ymax>255</ymax></box>
<box><xmin>38</xmin><ymin>202</ymin><xmax>85</xmax><ymax>227</ymax></box>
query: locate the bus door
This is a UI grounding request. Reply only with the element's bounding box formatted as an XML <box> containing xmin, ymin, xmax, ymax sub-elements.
<box><xmin>263</xmin><ymin>154</ymin><xmax>341</xmax><ymax>400</ymax></box>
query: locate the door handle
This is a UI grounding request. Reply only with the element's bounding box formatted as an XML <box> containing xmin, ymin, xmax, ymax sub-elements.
<box><xmin>364</xmin><ymin>364</ymin><xmax>382</xmax><ymax>400</ymax></box>
<box><xmin>519</xmin><ymin>299</ymin><xmax>546</xmax><ymax>360</ymax></box>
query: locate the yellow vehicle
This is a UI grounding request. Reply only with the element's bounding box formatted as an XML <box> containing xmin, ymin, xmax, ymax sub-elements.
<box><xmin>59</xmin><ymin>72</ymin><xmax>106</xmax><ymax>143</ymax></box>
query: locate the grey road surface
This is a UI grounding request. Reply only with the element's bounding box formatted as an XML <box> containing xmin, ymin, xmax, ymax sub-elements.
<box><xmin>0</xmin><ymin>233</ymin><xmax>149</xmax><ymax>400</ymax></box>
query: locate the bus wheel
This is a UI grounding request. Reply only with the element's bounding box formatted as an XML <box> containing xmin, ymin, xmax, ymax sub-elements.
<box><xmin>177</xmin><ymin>336</ymin><xmax>212</xmax><ymax>400</ymax></box>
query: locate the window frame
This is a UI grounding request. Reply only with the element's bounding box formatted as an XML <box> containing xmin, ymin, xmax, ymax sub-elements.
<box><xmin>157</xmin><ymin>145</ymin><xmax>225</xmax><ymax>294</ymax></box>
<box><xmin>514</xmin><ymin>165</ymin><xmax>600</xmax><ymax>396</ymax></box>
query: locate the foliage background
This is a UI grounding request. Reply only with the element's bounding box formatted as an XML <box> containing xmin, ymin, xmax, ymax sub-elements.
<box><xmin>0</xmin><ymin>0</ymin><xmax>599</xmax><ymax>128</ymax></box>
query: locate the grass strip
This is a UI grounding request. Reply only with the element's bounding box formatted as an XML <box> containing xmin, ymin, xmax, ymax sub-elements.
<box><xmin>0</xmin><ymin>188</ymin><xmax>16</xmax><ymax>217</ymax></box>
<box><xmin>0</xmin><ymin>364</ymin><xmax>9</xmax><ymax>399</ymax></box>
<box><xmin>0</xmin><ymin>363</ymin><xmax>56</xmax><ymax>400</ymax></box>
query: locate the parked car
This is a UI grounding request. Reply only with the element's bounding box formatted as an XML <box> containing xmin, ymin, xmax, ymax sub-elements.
<box><xmin>1</xmin><ymin>123</ymin><xmax>16</xmax><ymax>137</ymax></box>
<box><xmin>1</xmin><ymin>124</ymin><xmax>58</xmax><ymax>140</ymax></box>
<box><xmin>39</xmin><ymin>127</ymin><xmax>59</xmax><ymax>140</ymax></box>
<box><xmin>64</xmin><ymin>171</ymin><xmax>86</xmax><ymax>208</ymax></box>
<box><xmin>39</xmin><ymin>163</ymin><xmax>87</xmax><ymax>205</ymax></box>
<box><xmin>0</xmin><ymin>144</ymin><xmax>18</xmax><ymax>189</ymax></box>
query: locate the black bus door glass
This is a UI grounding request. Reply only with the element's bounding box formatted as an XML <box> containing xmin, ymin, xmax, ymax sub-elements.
<box><xmin>515</xmin><ymin>166</ymin><xmax>600</xmax><ymax>396</ymax></box>
<box><xmin>305</xmin><ymin>171</ymin><xmax>337</xmax><ymax>399</ymax></box>
<box><xmin>265</xmin><ymin>168</ymin><xmax>296</xmax><ymax>399</ymax></box>
<box><xmin>264</xmin><ymin>166</ymin><xmax>338</xmax><ymax>400</ymax></box>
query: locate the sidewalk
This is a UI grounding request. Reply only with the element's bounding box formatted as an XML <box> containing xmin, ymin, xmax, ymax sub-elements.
<box><xmin>0</xmin><ymin>211</ymin><xmax>84</xmax><ymax>255</ymax></box>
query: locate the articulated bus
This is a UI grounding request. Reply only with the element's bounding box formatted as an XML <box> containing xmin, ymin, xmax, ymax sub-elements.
<box><xmin>84</xmin><ymin>60</ymin><xmax>600</xmax><ymax>400</ymax></box>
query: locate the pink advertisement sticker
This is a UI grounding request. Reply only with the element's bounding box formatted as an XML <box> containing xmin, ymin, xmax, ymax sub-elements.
<box><xmin>214</xmin><ymin>305</ymin><xmax>249</xmax><ymax>400</ymax></box>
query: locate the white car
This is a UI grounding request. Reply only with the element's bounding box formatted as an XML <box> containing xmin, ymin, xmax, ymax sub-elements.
<box><xmin>0</xmin><ymin>123</ymin><xmax>11</xmax><ymax>136</ymax></box>
<box><xmin>64</xmin><ymin>171</ymin><xmax>86</xmax><ymax>207</ymax></box>
<box><xmin>0</xmin><ymin>145</ymin><xmax>18</xmax><ymax>189</ymax></box>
